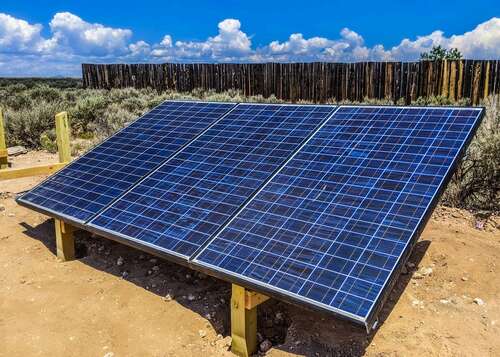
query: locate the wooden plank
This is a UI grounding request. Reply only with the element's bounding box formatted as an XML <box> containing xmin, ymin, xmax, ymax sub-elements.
<box><xmin>0</xmin><ymin>162</ymin><xmax>67</xmax><ymax>180</ymax></box>
<box><xmin>0</xmin><ymin>107</ymin><xmax>8</xmax><ymax>169</ymax></box>
<box><xmin>231</xmin><ymin>285</ymin><xmax>258</xmax><ymax>357</ymax></box>
<box><xmin>54</xmin><ymin>219</ymin><xmax>75</xmax><ymax>261</ymax></box>
<box><xmin>245</xmin><ymin>290</ymin><xmax>270</xmax><ymax>310</ymax></box>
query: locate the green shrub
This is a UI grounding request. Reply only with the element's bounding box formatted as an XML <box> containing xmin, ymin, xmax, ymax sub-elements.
<box><xmin>69</xmin><ymin>94</ymin><xmax>109</xmax><ymax>135</ymax></box>
<box><xmin>4</xmin><ymin>100</ymin><xmax>66</xmax><ymax>148</ymax></box>
<box><xmin>442</xmin><ymin>96</ymin><xmax>500</xmax><ymax>210</ymax></box>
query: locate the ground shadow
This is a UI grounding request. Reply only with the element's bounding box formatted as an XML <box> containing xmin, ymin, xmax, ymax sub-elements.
<box><xmin>21</xmin><ymin>219</ymin><xmax>430</xmax><ymax>356</ymax></box>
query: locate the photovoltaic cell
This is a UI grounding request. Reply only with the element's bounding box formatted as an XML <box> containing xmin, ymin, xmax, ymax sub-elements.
<box><xmin>89</xmin><ymin>104</ymin><xmax>337</xmax><ymax>259</ymax></box>
<box><xmin>194</xmin><ymin>106</ymin><xmax>483</xmax><ymax>327</ymax></box>
<box><xmin>18</xmin><ymin>101</ymin><xmax>236</xmax><ymax>223</ymax></box>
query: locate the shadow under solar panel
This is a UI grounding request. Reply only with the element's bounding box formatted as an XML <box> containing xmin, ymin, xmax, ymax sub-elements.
<box><xmin>193</xmin><ymin>105</ymin><xmax>484</xmax><ymax>329</ymax></box>
<box><xmin>88</xmin><ymin>104</ymin><xmax>338</xmax><ymax>260</ymax></box>
<box><xmin>17</xmin><ymin>101</ymin><xmax>236</xmax><ymax>224</ymax></box>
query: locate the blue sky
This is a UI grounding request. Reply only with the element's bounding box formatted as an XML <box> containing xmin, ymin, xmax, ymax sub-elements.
<box><xmin>1</xmin><ymin>0</ymin><xmax>499</xmax><ymax>76</ymax></box>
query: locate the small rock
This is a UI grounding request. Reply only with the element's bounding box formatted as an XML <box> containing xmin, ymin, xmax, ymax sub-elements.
<box><xmin>187</xmin><ymin>293</ymin><xmax>196</xmax><ymax>301</ymax></box>
<box><xmin>260</xmin><ymin>339</ymin><xmax>272</xmax><ymax>352</ymax></box>
<box><xmin>204</xmin><ymin>313</ymin><xmax>211</xmax><ymax>320</ymax></box>
<box><xmin>139</xmin><ymin>254</ymin><xmax>145</xmax><ymax>260</ymax></box>
<box><xmin>116</xmin><ymin>257</ymin><xmax>124</xmax><ymax>266</ymax></box>
<box><xmin>121</xmin><ymin>271</ymin><xmax>129</xmax><ymax>278</ymax></box>
<box><xmin>474</xmin><ymin>298</ymin><xmax>485</xmax><ymax>306</ymax></box>
<box><xmin>185</xmin><ymin>273</ymin><xmax>192</xmax><ymax>280</ymax></box>
<box><xmin>406</xmin><ymin>262</ymin><xmax>415</xmax><ymax>269</ymax></box>
<box><xmin>7</xmin><ymin>145</ymin><xmax>27</xmax><ymax>156</ymax></box>
<box><xmin>149</xmin><ymin>258</ymin><xmax>157</xmax><ymax>263</ymax></box>
<box><xmin>421</xmin><ymin>267</ymin><xmax>433</xmax><ymax>276</ymax></box>
<box><xmin>147</xmin><ymin>270</ymin><xmax>153</xmax><ymax>275</ymax></box>
<box><xmin>439</xmin><ymin>299</ymin><xmax>450</xmax><ymax>304</ymax></box>
<box><xmin>401</xmin><ymin>266</ymin><xmax>408</xmax><ymax>275</ymax></box>
<box><xmin>0</xmin><ymin>205</ymin><xmax>5</xmax><ymax>212</ymax></box>
<box><xmin>103</xmin><ymin>353</ymin><xmax>114</xmax><ymax>357</ymax></box>
<box><xmin>412</xmin><ymin>299</ymin><xmax>423</xmax><ymax>308</ymax></box>
<box><xmin>461</xmin><ymin>276</ymin><xmax>468</xmax><ymax>281</ymax></box>
<box><xmin>274</xmin><ymin>312</ymin><xmax>284</xmax><ymax>325</ymax></box>
<box><xmin>162</xmin><ymin>293</ymin><xmax>174</xmax><ymax>302</ymax></box>
<box><xmin>8</xmin><ymin>213</ymin><xmax>15</xmax><ymax>217</ymax></box>
<box><xmin>197</xmin><ymin>272</ymin><xmax>207</xmax><ymax>279</ymax></box>
<box><xmin>152</xmin><ymin>283</ymin><xmax>157</xmax><ymax>288</ymax></box>
<box><xmin>257</xmin><ymin>332</ymin><xmax>264</xmax><ymax>343</ymax></box>
<box><xmin>475</xmin><ymin>221</ymin><xmax>484</xmax><ymax>230</ymax></box>
<box><xmin>152</xmin><ymin>265</ymin><xmax>160</xmax><ymax>272</ymax></box>
<box><xmin>198</xmin><ymin>329</ymin><xmax>207</xmax><ymax>338</ymax></box>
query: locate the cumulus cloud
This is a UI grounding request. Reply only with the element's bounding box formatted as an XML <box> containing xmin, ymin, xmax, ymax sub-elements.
<box><xmin>0</xmin><ymin>11</ymin><xmax>498</xmax><ymax>76</ymax></box>
<box><xmin>0</xmin><ymin>13</ymin><xmax>55</xmax><ymax>53</ymax></box>
<box><xmin>151</xmin><ymin>18</ymin><xmax>252</xmax><ymax>61</ymax></box>
<box><xmin>49</xmin><ymin>12</ymin><xmax>132</xmax><ymax>56</ymax></box>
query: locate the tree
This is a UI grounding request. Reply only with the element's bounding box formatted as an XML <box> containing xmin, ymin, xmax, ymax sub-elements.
<box><xmin>421</xmin><ymin>45</ymin><xmax>463</xmax><ymax>60</ymax></box>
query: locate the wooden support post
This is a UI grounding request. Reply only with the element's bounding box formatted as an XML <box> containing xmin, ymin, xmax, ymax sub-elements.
<box><xmin>55</xmin><ymin>111</ymin><xmax>71</xmax><ymax>163</ymax></box>
<box><xmin>54</xmin><ymin>219</ymin><xmax>75</xmax><ymax>261</ymax></box>
<box><xmin>0</xmin><ymin>108</ymin><xmax>8</xmax><ymax>169</ymax></box>
<box><xmin>231</xmin><ymin>284</ymin><xmax>270</xmax><ymax>357</ymax></box>
<box><xmin>53</xmin><ymin>111</ymin><xmax>75</xmax><ymax>261</ymax></box>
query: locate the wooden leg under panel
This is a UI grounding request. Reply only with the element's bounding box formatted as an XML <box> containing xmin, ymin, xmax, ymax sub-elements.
<box><xmin>54</xmin><ymin>219</ymin><xmax>75</xmax><ymax>261</ymax></box>
<box><xmin>231</xmin><ymin>284</ymin><xmax>270</xmax><ymax>356</ymax></box>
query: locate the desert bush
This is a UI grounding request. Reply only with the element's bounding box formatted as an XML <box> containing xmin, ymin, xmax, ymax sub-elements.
<box><xmin>69</xmin><ymin>94</ymin><xmax>110</xmax><ymax>135</ymax></box>
<box><xmin>442</xmin><ymin>96</ymin><xmax>500</xmax><ymax>210</ymax></box>
<box><xmin>3</xmin><ymin>100</ymin><xmax>67</xmax><ymax>148</ymax></box>
<box><xmin>90</xmin><ymin>103</ymin><xmax>137</xmax><ymax>137</ymax></box>
<box><xmin>29</xmin><ymin>85</ymin><xmax>63</xmax><ymax>102</ymax></box>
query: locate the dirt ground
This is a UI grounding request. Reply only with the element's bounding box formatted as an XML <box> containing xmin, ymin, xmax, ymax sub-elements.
<box><xmin>1</xmin><ymin>151</ymin><xmax>499</xmax><ymax>357</ymax></box>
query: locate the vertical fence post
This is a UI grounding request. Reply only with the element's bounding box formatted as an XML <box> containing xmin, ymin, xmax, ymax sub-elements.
<box><xmin>54</xmin><ymin>111</ymin><xmax>75</xmax><ymax>261</ymax></box>
<box><xmin>0</xmin><ymin>108</ymin><xmax>8</xmax><ymax>169</ymax></box>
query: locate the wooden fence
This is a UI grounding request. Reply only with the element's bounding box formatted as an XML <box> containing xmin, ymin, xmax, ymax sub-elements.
<box><xmin>82</xmin><ymin>60</ymin><xmax>500</xmax><ymax>104</ymax></box>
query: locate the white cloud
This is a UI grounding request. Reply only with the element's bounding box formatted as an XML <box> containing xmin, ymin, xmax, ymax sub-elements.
<box><xmin>0</xmin><ymin>13</ymin><xmax>55</xmax><ymax>53</ymax></box>
<box><xmin>0</xmin><ymin>12</ymin><xmax>498</xmax><ymax>76</ymax></box>
<box><xmin>151</xmin><ymin>18</ymin><xmax>252</xmax><ymax>61</ymax></box>
<box><xmin>49</xmin><ymin>12</ymin><xmax>133</xmax><ymax>56</ymax></box>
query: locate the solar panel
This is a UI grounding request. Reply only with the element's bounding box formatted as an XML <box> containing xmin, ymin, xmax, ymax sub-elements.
<box><xmin>193</xmin><ymin>105</ymin><xmax>484</xmax><ymax>328</ymax></box>
<box><xmin>88</xmin><ymin>104</ymin><xmax>338</xmax><ymax>259</ymax></box>
<box><xmin>17</xmin><ymin>101</ymin><xmax>236</xmax><ymax>224</ymax></box>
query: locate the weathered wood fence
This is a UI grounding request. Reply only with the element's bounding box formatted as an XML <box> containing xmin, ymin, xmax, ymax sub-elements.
<box><xmin>82</xmin><ymin>60</ymin><xmax>500</xmax><ymax>104</ymax></box>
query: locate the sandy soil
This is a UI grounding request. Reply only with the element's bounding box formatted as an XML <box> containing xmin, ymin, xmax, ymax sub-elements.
<box><xmin>1</xmin><ymin>151</ymin><xmax>499</xmax><ymax>357</ymax></box>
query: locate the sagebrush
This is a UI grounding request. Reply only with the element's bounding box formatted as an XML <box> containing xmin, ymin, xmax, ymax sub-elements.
<box><xmin>0</xmin><ymin>80</ymin><xmax>498</xmax><ymax>211</ymax></box>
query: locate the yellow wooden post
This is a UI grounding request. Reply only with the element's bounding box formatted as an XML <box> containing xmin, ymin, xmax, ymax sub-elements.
<box><xmin>55</xmin><ymin>111</ymin><xmax>71</xmax><ymax>163</ymax></box>
<box><xmin>54</xmin><ymin>111</ymin><xmax>75</xmax><ymax>261</ymax></box>
<box><xmin>0</xmin><ymin>108</ymin><xmax>8</xmax><ymax>169</ymax></box>
<box><xmin>231</xmin><ymin>284</ymin><xmax>257</xmax><ymax>357</ymax></box>
<box><xmin>54</xmin><ymin>219</ymin><xmax>75</xmax><ymax>261</ymax></box>
<box><xmin>231</xmin><ymin>285</ymin><xmax>270</xmax><ymax>356</ymax></box>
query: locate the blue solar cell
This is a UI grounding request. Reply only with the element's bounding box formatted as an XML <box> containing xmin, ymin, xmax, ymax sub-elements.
<box><xmin>18</xmin><ymin>101</ymin><xmax>236</xmax><ymax>223</ymax></box>
<box><xmin>89</xmin><ymin>104</ymin><xmax>337</xmax><ymax>258</ymax></box>
<box><xmin>193</xmin><ymin>106</ymin><xmax>483</xmax><ymax>327</ymax></box>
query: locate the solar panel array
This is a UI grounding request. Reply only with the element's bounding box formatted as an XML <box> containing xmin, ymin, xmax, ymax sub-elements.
<box><xmin>194</xmin><ymin>106</ymin><xmax>483</xmax><ymax>325</ymax></box>
<box><xmin>89</xmin><ymin>104</ymin><xmax>337</xmax><ymax>258</ymax></box>
<box><xmin>17</xmin><ymin>100</ymin><xmax>483</xmax><ymax>328</ymax></box>
<box><xmin>18</xmin><ymin>101</ymin><xmax>236</xmax><ymax>223</ymax></box>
